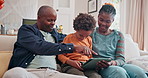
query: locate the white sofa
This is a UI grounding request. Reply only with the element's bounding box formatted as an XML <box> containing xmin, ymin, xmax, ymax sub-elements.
<box><xmin>0</xmin><ymin>35</ymin><xmax>16</xmax><ymax>78</ymax></box>
<box><xmin>124</xmin><ymin>34</ymin><xmax>148</xmax><ymax>71</ymax></box>
<box><xmin>0</xmin><ymin>34</ymin><xmax>148</xmax><ymax>78</ymax></box>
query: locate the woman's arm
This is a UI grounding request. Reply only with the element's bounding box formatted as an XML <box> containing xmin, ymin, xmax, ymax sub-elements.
<box><xmin>114</xmin><ymin>32</ymin><xmax>125</xmax><ymax>66</ymax></box>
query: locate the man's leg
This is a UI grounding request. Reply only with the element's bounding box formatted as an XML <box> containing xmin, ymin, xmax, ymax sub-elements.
<box><xmin>3</xmin><ymin>67</ymin><xmax>87</xmax><ymax>78</ymax></box>
<box><xmin>2</xmin><ymin>67</ymin><xmax>38</xmax><ymax>78</ymax></box>
<box><xmin>27</xmin><ymin>68</ymin><xmax>87</xmax><ymax>78</ymax></box>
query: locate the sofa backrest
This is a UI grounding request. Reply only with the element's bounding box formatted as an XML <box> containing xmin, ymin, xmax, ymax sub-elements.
<box><xmin>124</xmin><ymin>34</ymin><xmax>140</xmax><ymax>61</ymax></box>
<box><xmin>0</xmin><ymin>51</ymin><xmax>12</xmax><ymax>78</ymax></box>
<box><xmin>0</xmin><ymin>35</ymin><xmax>17</xmax><ymax>51</ymax></box>
<box><xmin>0</xmin><ymin>35</ymin><xmax>17</xmax><ymax>78</ymax></box>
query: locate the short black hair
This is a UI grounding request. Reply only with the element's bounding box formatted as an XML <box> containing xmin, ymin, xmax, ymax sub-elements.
<box><xmin>37</xmin><ymin>5</ymin><xmax>52</xmax><ymax>16</ymax></box>
<box><xmin>73</xmin><ymin>13</ymin><xmax>96</xmax><ymax>31</ymax></box>
<box><xmin>99</xmin><ymin>4</ymin><xmax>116</xmax><ymax>16</ymax></box>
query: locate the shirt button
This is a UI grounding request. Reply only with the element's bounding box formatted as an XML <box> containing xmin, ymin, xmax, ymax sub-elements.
<box><xmin>69</xmin><ymin>48</ymin><xmax>71</xmax><ymax>50</ymax></box>
<box><xmin>59</xmin><ymin>49</ymin><xmax>61</xmax><ymax>51</ymax></box>
<box><xmin>33</xmin><ymin>54</ymin><xmax>36</xmax><ymax>56</ymax></box>
<box><xmin>25</xmin><ymin>63</ymin><xmax>27</xmax><ymax>65</ymax></box>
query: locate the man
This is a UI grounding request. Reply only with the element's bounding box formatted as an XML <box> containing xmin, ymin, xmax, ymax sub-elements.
<box><xmin>3</xmin><ymin>5</ymin><xmax>96</xmax><ymax>78</ymax></box>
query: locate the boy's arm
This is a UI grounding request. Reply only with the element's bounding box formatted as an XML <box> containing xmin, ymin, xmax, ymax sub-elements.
<box><xmin>58</xmin><ymin>54</ymin><xmax>70</xmax><ymax>64</ymax></box>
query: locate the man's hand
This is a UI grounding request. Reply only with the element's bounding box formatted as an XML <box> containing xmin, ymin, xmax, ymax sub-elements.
<box><xmin>74</xmin><ymin>45</ymin><xmax>98</xmax><ymax>55</ymax></box>
<box><xmin>66</xmin><ymin>59</ymin><xmax>83</xmax><ymax>70</ymax></box>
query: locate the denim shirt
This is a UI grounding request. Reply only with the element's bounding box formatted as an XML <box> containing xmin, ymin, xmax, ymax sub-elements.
<box><xmin>8</xmin><ymin>24</ymin><xmax>74</xmax><ymax>69</ymax></box>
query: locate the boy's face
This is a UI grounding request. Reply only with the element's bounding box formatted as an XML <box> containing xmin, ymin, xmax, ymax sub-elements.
<box><xmin>75</xmin><ymin>30</ymin><xmax>93</xmax><ymax>41</ymax></box>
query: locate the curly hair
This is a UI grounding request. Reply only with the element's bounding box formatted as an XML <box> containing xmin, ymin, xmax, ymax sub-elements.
<box><xmin>73</xmin><ymin>13</ymin><xmax>96</xmax><ymax>31</ymax></box>
<box><xmin>99</xmin><ymin>4</ymin><xmax>116</xmax><ymax>16</ymax></box>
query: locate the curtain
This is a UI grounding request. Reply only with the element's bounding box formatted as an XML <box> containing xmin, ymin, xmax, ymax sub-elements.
<box><xmin>143</xmin><ymin>0</ymin><xmax>148</xmax><ymax>51</ymax></box>
<box><xmin>120</xmin><ymin>0</ymin><xmax>127</xmax><ymax>33</ymax></box>
<box><xmin>120</xmin><ymin>0</ymin><xmax>144</xmax><ymax>50</ymax></box>
<box><xmin>0</xmin><ymin>0</ymin><xmax>38</xmax><ymax>29</ymax></box>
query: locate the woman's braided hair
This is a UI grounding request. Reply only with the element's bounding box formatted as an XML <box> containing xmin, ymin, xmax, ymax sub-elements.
<box><xmin>99</xmin><ymin>3</ymin><xmax>116</xmax><ymax>16</ymax></box>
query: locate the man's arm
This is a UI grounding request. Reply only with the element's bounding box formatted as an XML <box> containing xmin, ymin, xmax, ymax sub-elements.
<box><xmin>17</xmin><ymin>25</ymin><xmax>74</xmax><ymax>55</ymax></box>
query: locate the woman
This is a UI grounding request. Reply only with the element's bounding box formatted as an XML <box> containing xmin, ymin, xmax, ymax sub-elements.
<box><xmin>91</xmin><ymin>3</ymin><xmax>148</xmax><ymax>78</ymax></box>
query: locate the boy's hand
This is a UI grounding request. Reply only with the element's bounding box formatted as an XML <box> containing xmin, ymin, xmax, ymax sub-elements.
<box><xmin>66</xmin><ymin>59</ymin><xmax>83</xmax><ymax>70</ymax></box>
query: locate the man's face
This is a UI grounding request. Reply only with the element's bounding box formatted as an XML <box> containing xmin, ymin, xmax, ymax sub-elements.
<box><xmin>75</xmin><ymin>30</ymin><xmax>93</xmax><ymax>41</ymax></box>
<box><xmin>98</xmin><ymin>12</ymin><xmax>114</xmax><ymax>33</ymax></box>
<box><xmin>38</xmin><ymin>13</ymin><xmax>57</xmax><ymax>32</ymax></box>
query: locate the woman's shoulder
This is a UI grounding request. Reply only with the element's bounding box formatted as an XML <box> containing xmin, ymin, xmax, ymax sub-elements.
<box><xmin>113</xmin><ymin>29</ymin><xmax>124</xmax><ymax>38</ymax></box>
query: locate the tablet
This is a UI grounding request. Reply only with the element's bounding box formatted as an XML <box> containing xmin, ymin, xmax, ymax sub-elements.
<box><xmin>82</xmin><ymin>58</ymin><xmax>111</xmax><ymax>70</ymax></box>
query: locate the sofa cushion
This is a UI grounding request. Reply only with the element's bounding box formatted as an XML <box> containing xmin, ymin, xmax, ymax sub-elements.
<box><xmin>127</xmin><ymin>55</ymin><xmax>148</xmax><ymax>72</ymax></box>
<box><xmin>124</xmin><ymin>34</ymin><xmax>140</xmax><ymax>61</ymax></box>
<box><xmin>0</xmin><ymin>51</ymin><xmax>12</xmax><ymax>78</ymax></box>
<box><xmin>0</xmin><ymin>35</ymin><xmax>17</xmax><ymax>51</ymax></box>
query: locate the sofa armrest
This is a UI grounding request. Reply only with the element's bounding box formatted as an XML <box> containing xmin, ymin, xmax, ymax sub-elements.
<box><xmin>0</xmin><ymin>51</ymin><xmax>12</xmax><ymax>78</ymax></box>
<box><xmin>0</xmin><ymin>35</ymin><xmax>17</xmax><ymax>51</ymax></box>
<box><xmin>139</xmin><ymin>50</ymin><xmax>148</xmax><ymax>56</ymax></box>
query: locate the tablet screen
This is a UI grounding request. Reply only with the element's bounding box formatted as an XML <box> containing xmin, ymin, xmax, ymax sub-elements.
<box><xmin>82</xmin><ymin>58</ymin><xmax>111</xmax><ymax>70</ymax></box>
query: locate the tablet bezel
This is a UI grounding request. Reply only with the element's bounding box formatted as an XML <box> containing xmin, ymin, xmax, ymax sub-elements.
<box><xmin>82</xmin><ymin>58</ymin><xmax>111</xmax><ymax>70</ymax></box>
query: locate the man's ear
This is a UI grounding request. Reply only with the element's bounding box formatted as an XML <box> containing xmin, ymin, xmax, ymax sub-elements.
<box><xmin>38</xmin><ymin>15</ymin><xmax>41</xmax><ymax>20</ymax></box>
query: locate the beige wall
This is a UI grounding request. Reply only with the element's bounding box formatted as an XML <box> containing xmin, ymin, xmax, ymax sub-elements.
<box><xmin>38</xmin><ymin>0</ymin><xmax>53</xmax><ymax>9</ymax></box>
<box><xmin>75</xmin><ymin>0</ymin><xmax>88</xmax><ymax>17</ymax></box>
<box><xmin>74</xmin><ymin>0</ymin><xmax>101</xmax><ymax>21</ymax></box>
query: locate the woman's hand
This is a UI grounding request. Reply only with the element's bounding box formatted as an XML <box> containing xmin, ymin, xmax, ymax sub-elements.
<box><xmin>96</xmin><ymin>60</ymin><xmax>117</xmax><ymax>71</ymax></box>
<box><xmin>108</xmin><ymin>60</ymin><xmax>117</xmax><ymax>66</ymax></box>
<box><xmin>96</xmin><ymin>60</ymin><xmax>110</xmax><ymax>70</ymax></box>
<box><xmin>66</xmin><ymin>59</ymin><xmax>83</xmax><ymax>70</ymax></box>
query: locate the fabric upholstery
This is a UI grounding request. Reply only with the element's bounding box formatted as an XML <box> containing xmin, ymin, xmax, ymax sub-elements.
<box><xmin>0</xmin><ymin>35</ymin><xmax>17</xmax><ymax>51</ymax></box>
<box><xmin>127</xmin><ymin>55</ymin><xmax>148</xmax><ymax>71</ymax></box>
<box><xmin>0</xmin><ymin>35</ymin><xmax>16</xmax><ymax>78</ymax></box>
<box><xmin>0</xmin><ymin>51</ymin><xmax>12</xmax><ymax>78</ymax></box>
<box><xmin>124</xmin><ymin>34</ymin><xmax>140</xmax><ymax>61</ymax></box>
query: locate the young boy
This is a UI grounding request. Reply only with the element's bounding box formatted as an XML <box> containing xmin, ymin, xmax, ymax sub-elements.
<box><xmin>58</xmin><ymin>13</ymin><xmax>102</xmax><ymax>78</ymax></box>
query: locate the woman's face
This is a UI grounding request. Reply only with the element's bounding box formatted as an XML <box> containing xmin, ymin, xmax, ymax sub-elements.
<box><xmin>98</xmin><ymin>12</ymin><xmax>114</xmax><ymax>33</ymax></box>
